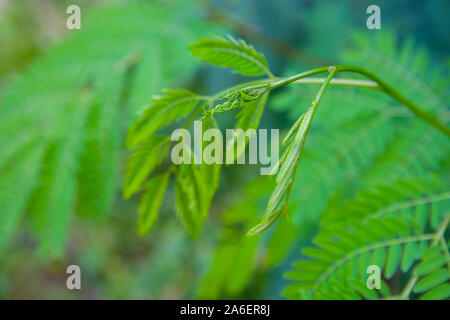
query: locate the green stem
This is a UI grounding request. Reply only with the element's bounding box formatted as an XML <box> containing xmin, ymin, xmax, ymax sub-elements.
<box><xmin>206</xmin><ymin>65</ymin><xmax>450</xmax><ymax>137</ymax></box>
<box><xmin>270</xmin><ymin>66</ymin><xmax>330</xmax><ymax>89</ymax></box>
<box><xmin>292</xmin><ymin>77</ymin><xmax>380</xmax><ymax>90</ymax></box>
<box><xmin>334</xmin><ymin>65</ymin><xmax>450</xmax><ymax>137</ymax></box>
<box><xmin>211</xmin><ymin>75</ymin><xmax>380</xmax><ymax>101</ymax></box>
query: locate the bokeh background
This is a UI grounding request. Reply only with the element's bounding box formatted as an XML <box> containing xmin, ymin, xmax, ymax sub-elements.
<box><xmin>0</xmin><ymin>0</ymin><xmax>448</xmax><ymax>299</ymax></box>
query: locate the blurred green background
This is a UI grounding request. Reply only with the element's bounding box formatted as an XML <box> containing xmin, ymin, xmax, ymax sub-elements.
<box><xmin>0</xmin><ymin>0</ymin><xmax>448</xmax><ymax>299</ymax></box>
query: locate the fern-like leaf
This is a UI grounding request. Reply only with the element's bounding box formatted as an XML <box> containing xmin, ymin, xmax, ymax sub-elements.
<box><xmin>189</xmin><ymin>35</ymin><xmax>272</xmax><ymax>77</ymax></box>
<box><xmin>247</xmin><ymin>105</ymin><xmax>315</xmax><ymax>235</ymax></box>
<box><xmin>260</xmin><ymin>31</ymin><xmax>448</xmax><ymax>270</ymax></box>
<box><xmin>123</xmin><ymin>135</ymin><xmax>170</xmax><ymax>199</ymax></box>
<box><xmin>0</xmin><ymin>0</ymin><xmax>220</xmax><ymax>256</ymax></box>
<box><xmin>29</xmin><ymin>93</ymin><xmax>91</xmax><ymax>257</ymax></box>
<box><xmin>174</xmin><ymin>118</ymin><xmax>221</xmax><ymax>238</ymax></box>
<box><xmin>137</xmin><ymin>171</ymin><xmax>170</xmax><ymax>237</ymax></box>
<box><xmin>175</xmin><ymin>164</ymin><xmax>208</xmax><ymax>238</ymax></box>
<box><xmin>284</xmin><ymin>178</ymin><xmax>449</xmax><ymax>300</ymax></box>
<box><xmin>126</xmin><ymin>89</ymin><xmax>200</xmax><ymax>148</ymax></box>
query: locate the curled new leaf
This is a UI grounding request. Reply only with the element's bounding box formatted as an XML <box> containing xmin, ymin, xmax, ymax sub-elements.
<box><xmin>247</xmin><ymin>107</ymin><xmax>314</xmax><ymax>236</ymax></box>
<box><xmin>206</xmin><ymin>85</ymin><xmax>269</xmax><ymax>117</ymax></box>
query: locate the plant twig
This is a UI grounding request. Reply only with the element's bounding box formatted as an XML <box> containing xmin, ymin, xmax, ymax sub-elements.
<box><xmin>292</xmin><ymin>77</ymin><xmax>380</xmax><ymax>90</ymax></box>
<box><xmin>206</xmin><ymin>65</ymin><xmax>450</xmax><ymax>137</ymax></box>
<box><xmin>334</xmin><ymin>65</ymin><xmax>450</xmax><ymax>137</ymax></box>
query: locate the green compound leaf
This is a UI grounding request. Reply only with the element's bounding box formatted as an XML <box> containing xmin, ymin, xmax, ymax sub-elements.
<box><xmin>189</xmin><ymin>35</ymin><xmax>272</xmax><ymax>77</ymax></box>
<box><xmin>123</xmin><ymin>135</ymin><xmax>170</xmax><ymax>199</ymax></box>
<box><xmin>127</xmin><ymin>89</ymin><xmax>200</xmax><ymax>148</ymax></box>
<box><xmin>419</xmin><ymin>283</ymin><xmax>450</xmax><ymax>300</ymax></box>
<box><xmin>414</xmin><ymin>268</ymin><xmax>449</xmax><ymax>293</ymax></box>
<box><xmin>284</xmin><ymin>178</ymin><xmax>449</xmax><ymax>300</ymax></box>
<box><xmin>247</xmin><ymin>107</ymin><xmax>314</xmax><ymax>236</ymax></box>
<box><xmin>137</xmin><ymin>171</ymin><xmax>170</xmax><ymax>237</ymax></box>
<box><xmin>414</xmin><ymin>254</ymin><xmax>447</xmax><ymax>277</ymax></box>
<box><xmin>175</xmin><ymin>164</ymin><xmax>207</xmax><ymax>238</ymax></box>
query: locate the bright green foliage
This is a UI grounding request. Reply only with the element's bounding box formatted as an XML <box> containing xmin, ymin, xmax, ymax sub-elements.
<box><xmin>247</xmin><ymin>105</ymin><xmax>314</xmax><ymax>235</ymax></box>
<box><xmin>126</xmin><ymin>34</ymin><xmax>300</xmax><ymax>239</ymax></box>
<box><xmin>29</xmin><ymin>91</ymin><xmax>92</xmax><ymax>256</ymax></box>
<box><xmin>284</xmin><ymin>178</ymin><xmax>449</xmax><ymax>300</ymax></box>
<box><xmin>175</xmin><ymin>160</ymin><xmax>219</xmax><ymax>238</ymax></box>
<box><xmin>126</xmin><ymin>89</ymin><xmax>201</xmax><ymax>148</ymax></box>
<box><xmin>0</xmin><ymin>0</ymin><xmax>220</xmax><ymax>256</ymax></box>
<box><xmin>340</xmin><ymin>31</ymin><xmax>449</xmax><ymax>188</ymax></box>
<box><xmin>137</xmin><ymin>172</ymin><xmax>170</xmax><ymax>237</ymax></box>
<box><xmin>124</xmin><ymin>136</ymin><xmax>170</xmax><ymax>200</ymax></box>
<box><xmin>126</xmin><ymin>101</ymin><xmax>221</xmax><ymax>237</ymax></box>
<box><xmin>3</xmin><ymin>0</ymin><xmax>446</xmax><ymax>301</ymax></box>
<box><xmin>189</xmin><ymin>35</ymin><xmax>272</xmax><ymax>77</ymax></box>
<box><xmin>126</xmin><ymin>35</ymin><xmax>276</xmax><ymax>239</ymax></box>
<box><xmin>225</xmin><ymin>91</ymin><xmax>270</xmax><ymax>162</ymax></box>
<box><xmin>196</xmin><ymin>31</ymin><xmax>449</xmax><ymax>299</ymax></box>
<box><xmin>0</xmin><ymin>144</ymin><xmax>46</xmax><ymax>252</ymax></box>
<box><xmin>271</xmin><ymin>33</ymin><xmax>449</xmax><ymax>229</ymax></box>
<box><xmin>127</xmin><ymin>30</ymin><xmax>448</xmax><ymax>300</ymax></box>
<box><xmin>262</xmin><ymin>31</ymin><xmax>450</xmax><ymax>269</ymax></box>
<box><xmin>127</xmin><ymin>31</ymin><xmax>449</xmax><ymax>246</ymax></box>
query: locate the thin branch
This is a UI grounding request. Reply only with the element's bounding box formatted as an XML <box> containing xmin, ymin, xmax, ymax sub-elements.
<box><xmin>292</xmin><ymin>77</ymin><xmax>380</xmax><ymax>90</ymax></box>
<box><xmin>206</xmin><ymin>65</ymin><xmax>450</xmax><ymax>137</ymax></box>
<box><xmin>334</xmin><ymin>65</ymin><xmax>450</xmax><ymax>137</ymax></box>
